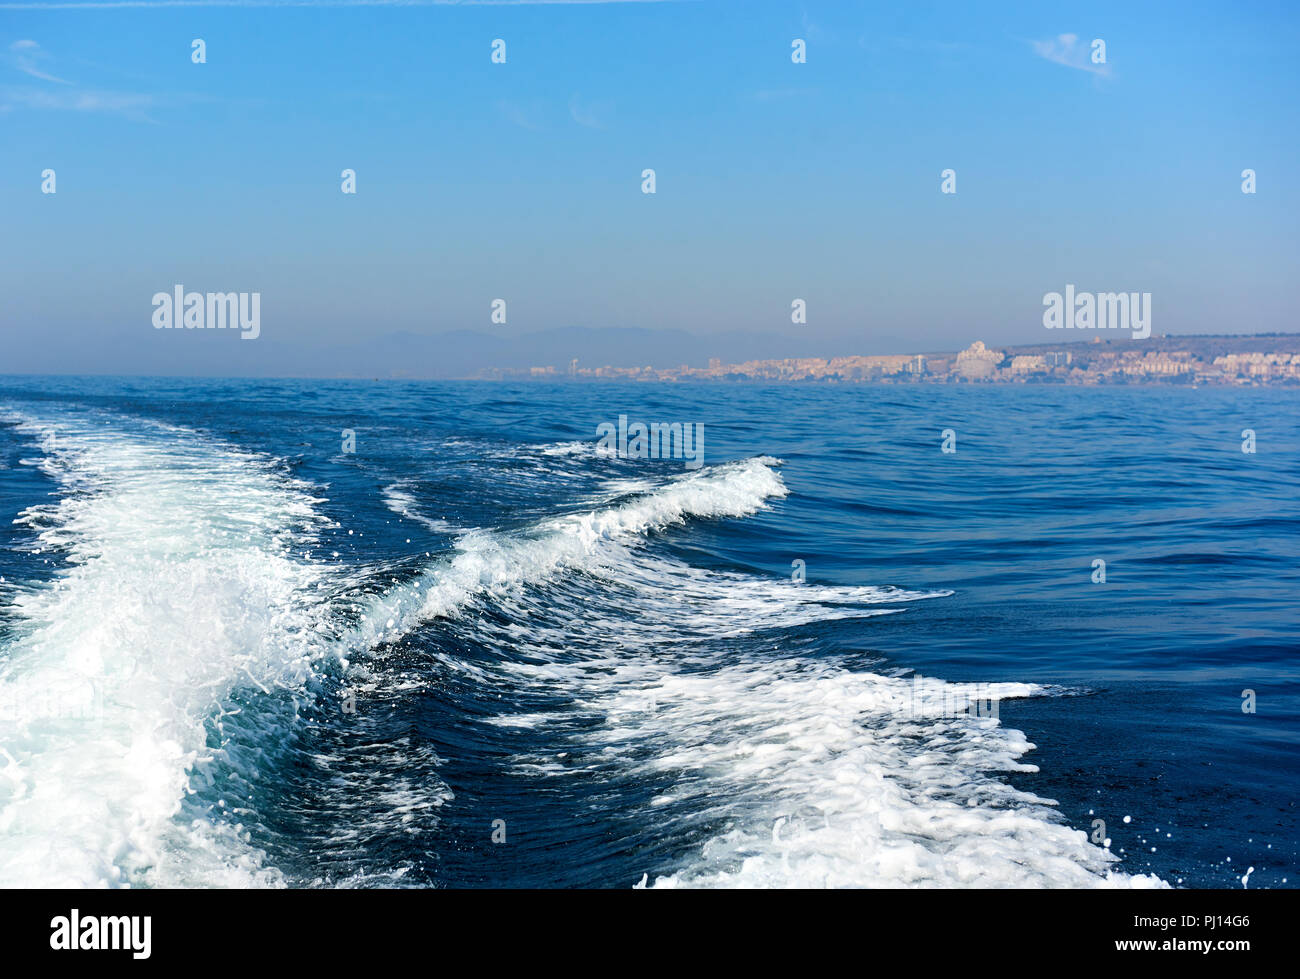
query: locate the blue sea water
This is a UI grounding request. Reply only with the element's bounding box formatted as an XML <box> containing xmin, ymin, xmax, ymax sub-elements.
<box><xmin>0</xmin><ymin>376</ymin><xmax>1295</xmax><ymax>888</ymax></box>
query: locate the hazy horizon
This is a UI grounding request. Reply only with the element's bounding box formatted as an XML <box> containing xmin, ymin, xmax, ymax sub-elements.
<box><xmin>5</xmin><ymin>323</ymin><xmax>1300</xmax><ymax>381</ymax></box>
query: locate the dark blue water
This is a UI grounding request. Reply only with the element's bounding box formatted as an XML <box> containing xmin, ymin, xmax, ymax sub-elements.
<box><xmin>0</xmin><ymin>376</ymin><xmax>1295</xmax><ymax>888</ymax></box>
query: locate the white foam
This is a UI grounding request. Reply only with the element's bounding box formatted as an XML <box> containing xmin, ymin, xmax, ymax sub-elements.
<box><xmin>381</xmin><ymin>482</ymin><xmax>463</xmax><ymax>534</ymax></box>
<box><xmin>346</xmin><ymin>456</ymin><xmax>792</xmax><ymax>649</ymax></box>
<box><xmin>339</xmin><ymin>455</ymin><xmax>1164</xmax><ymax>886</ymax></box>
<box><xmin>483</xmin><ymin>610</ymin><xmax>1166</xmax><ymax>888</ymax></box>
<box><xmin>0</xmin><ymin>420</ymin><xmax>1168</xmax><ymax>889</ymax></box>
<box><xmin>0</xmin><ymin>411</ymin><xmax>337</xmax><ymax>887</ymax></box>
<box><xmin>613</xmin><ymin>662</ymin><xmax>1166</xmax><ymax>888</ymax></box>
<box><xmin>537</xmin><ymin>440</ymin><xmax>599</xmax><ymax>457</ymax></box>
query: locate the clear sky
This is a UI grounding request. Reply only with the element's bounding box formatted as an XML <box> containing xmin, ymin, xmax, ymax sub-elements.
<box><xmin>1</xmin><ymin>0</ymin><xmax>1298</xmax><ymax>375</ymax></box>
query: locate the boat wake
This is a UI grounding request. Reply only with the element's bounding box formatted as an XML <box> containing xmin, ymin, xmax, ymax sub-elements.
<box><xmin>0</xmin><ymin>410</ymin><xmax>1165</xmax><ymax>888</ymax></box>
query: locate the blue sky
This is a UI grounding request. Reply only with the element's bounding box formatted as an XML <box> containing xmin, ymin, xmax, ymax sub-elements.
<box><xmin>1</xmin><ymin>0</ymin><xmax>1298</xmax><ymax>375</ymax></box>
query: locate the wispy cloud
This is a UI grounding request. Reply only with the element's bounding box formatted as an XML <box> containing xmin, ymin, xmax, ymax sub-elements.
<box><xmin>0</xmin><ymin>0</ymin><xmax>683</xmax><ymax>8</ymax></box>
<box><xmin>1031</xmin><ymin>33</ymin><xmax>1111</xmax><ymax>77</ymax></box>
<box><xmin>2</xmin><ymin>39</ymin><xmax>164</xmax><ymax>119</ymax></box>
<box><xmin>9</xmin><ymin>39</ymin><xmax>72</xmax><ymax>84</ymax></box>
<box><xmin>1</xmin><ymin>86</ymin><xmax>158</xmax><ymax>118</ymax></box>
<box><xmin>568</xmin><ymin>93</ymin><xmax>611</xmax><ymax>129</ymax></box>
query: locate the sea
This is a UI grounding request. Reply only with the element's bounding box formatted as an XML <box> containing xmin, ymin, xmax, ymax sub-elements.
<box><xmin>0</xmin><ymin>376</ymin><xmax>1295</xmax><ymax>889</ymax></box>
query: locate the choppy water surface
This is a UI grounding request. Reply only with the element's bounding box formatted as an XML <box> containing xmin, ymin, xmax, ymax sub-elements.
<box><xmin>0</xmin><ymin>377</ymin><xmax>1295</xmax><ymax>888</ymax></box>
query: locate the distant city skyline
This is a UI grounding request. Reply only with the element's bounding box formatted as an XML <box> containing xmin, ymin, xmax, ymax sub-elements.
<box><xmin>3</xmin><ymin>1</ymin><xmax>1298</xmax><ymax>375</ymax></box>
<box><xmin>478</xmin><ymin>333</ymin><xmax>1300</xmax><ymax>385</ymax></box>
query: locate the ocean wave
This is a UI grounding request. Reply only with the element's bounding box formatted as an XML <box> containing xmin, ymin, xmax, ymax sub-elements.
<box><xmin>466</xmin><ymin>566</ymin><xmax>1162</xmax><ymax>888</ymax></box>
<box><xmin>618</xmin><ymin>661</ymin><xmax>1165</xmax><ymax>888</ymax></box>
<box><xmin>343</xmin><ymin>456</ymin><xmax>791</xmax><ymax>649</ymax></box>
<box><xmin>0</xmin><ymin>411</ymin><xmax>353</xmax><ymax>887</ymax></box>
<box><xmin>340</xmin><ymin>453</ymin><xmax>1161</xmax><ymax>887</ymax></box>
<box><xmin>0</xmin><ymin>411</ymin><xmax>1167</xmax><ymax>889</ymax></box>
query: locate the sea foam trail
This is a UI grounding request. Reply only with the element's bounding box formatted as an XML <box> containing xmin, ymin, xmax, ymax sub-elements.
<box><xmin>352</xmin><ymin>455</ymin><xmax>1162</xmax><ymax>889</ymax></box>
<box><xmin>476</xmin><ymin>581</ymin><xmax>1167</xmax><ymax>888</ymax></box>
<box><xmin>339</xmin><ymin>455</ymin><xmax>1164</xmax><ymax>886</ymax></box>
<box><xmin>0</xmin><ymin>412</ymin><xmax>334</xmax><ymax>887</ymax></box>
<box><xmin>346</xmin><ymin>456</ymin><xmax>813</xmax><ymax>649</ymax></box>
<box><xmin>624</xmin><ymin>664</ymin><xmax>1167</xmax><ymax>888</ymax></box>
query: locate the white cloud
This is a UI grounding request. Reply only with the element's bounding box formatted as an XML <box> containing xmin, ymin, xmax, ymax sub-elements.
<box><xmin>8</xmin><ymin>39</ymin><xmax>72</xmax><ymax>84</ymax></box>
<box><xmin>1031</xmin><ymin>33</ymin><xmax>1111</xmax><ymax>77</ymax></box>
<box><xmin>2</xmin><ymin>41</ymin><xmax>168</xmax><ymax>118</ymax></box>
